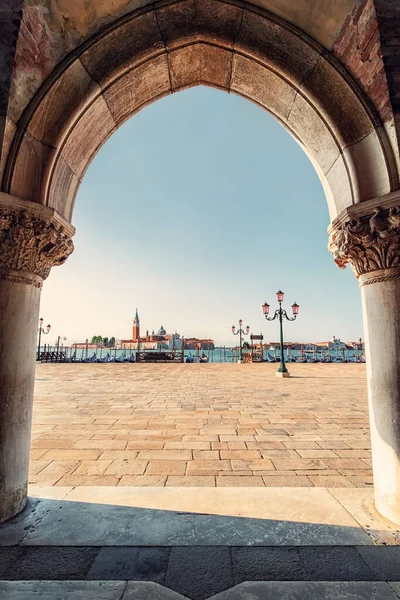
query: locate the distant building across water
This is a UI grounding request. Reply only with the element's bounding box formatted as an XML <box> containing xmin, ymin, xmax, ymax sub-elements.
<box><xmin>184</xmin><ymin>338</ymin><xmax>215</xmax><ymax>351</ymax></box>
<box><xmin>266</xmin><ymin>335</ymin><xmax>363</xmax><ymax>351</ymax></box>
<box><xmin>118</xmin><ymin>309</ymin><xmax>214</xmax><ymax>351</ymax></box>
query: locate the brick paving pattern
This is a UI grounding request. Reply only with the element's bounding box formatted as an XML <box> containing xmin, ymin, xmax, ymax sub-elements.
<box><xmin>30</xmin><ymin>363</ymin><xmax>372</xmax><ymax>488</ymax></box>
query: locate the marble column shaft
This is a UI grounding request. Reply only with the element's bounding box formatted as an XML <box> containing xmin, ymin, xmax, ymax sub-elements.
<box><xmin>329</xmin><ymin>199</ymin><xmax>400</xmax><ymax>524</ymax></box>
<box><xmin>0</xmin><ymin>272</ymin><xmax>42</xmax><ymax>522</ymax></box>
<box><xmin>0</xmin><ymin>196</ymin><xmax>74</xmax><ymax>522</ymax></box>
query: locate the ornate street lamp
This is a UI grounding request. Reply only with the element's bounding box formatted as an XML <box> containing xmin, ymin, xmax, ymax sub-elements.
<box><xmin>232</xmin><ymin>319</ymin><xmax>250</xmax><ymax>362</ymax></box>
<box><xmin>262</xmin><ymin>290</ymin><xmax>299</xmax><ymax>378</ymax></box>
<box><xmin>37</xmin><ymin>318</ymin><xmax>51</xmax><ymax>360</ymax></box>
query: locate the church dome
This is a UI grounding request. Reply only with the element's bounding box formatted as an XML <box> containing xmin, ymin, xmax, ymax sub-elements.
<box><xmin>158</xmin><ymin>325</ymin><xmax>166</xmax><ymax>335</ymax></box>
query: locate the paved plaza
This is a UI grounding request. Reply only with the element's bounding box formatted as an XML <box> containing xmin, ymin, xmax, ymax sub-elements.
<box><xmin>2</xmin><ymin>363</ymin><xmax>399</xmax><ymax>600</ymax></box>
<box><xmin>30</xmin><ymin>363</ymin><xmax>372</xmax><ymax>489</ymax></box>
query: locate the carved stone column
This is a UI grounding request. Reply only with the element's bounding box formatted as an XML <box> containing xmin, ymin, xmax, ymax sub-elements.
<box><xmin>0</xmin><ymin>194</ymin><xmax>74</xmax><ymax>523</ymax></box>
<box><xmin>329</xmin><ymin>197</ymin><xmax>400</xmax><ymax>524</ymax></box>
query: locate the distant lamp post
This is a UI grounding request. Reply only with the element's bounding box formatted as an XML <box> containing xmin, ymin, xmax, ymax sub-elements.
<box><xmin>37</xmin><ymin>318</ymin><xmax>51</xmax><ymax>360</ymax></box>
<box><xmin>357</xmin><ymin>337</ymin><xmax>364</xmax><ymax>361</ymax></box>
<box><xmin>232</xmin><ymin>319</ymin><xmax>250</xmax><ymax>363</ymax></box>
<box><xmin>262</xmin><ymin>290</ymin><xmax>299</xmax><ymax>378</ymax></box>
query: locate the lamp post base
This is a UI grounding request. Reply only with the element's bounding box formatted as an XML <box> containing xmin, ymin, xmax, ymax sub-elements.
<box><xmin>276</xmin><ymin>371</ymin><xmax>290</xmax><ymax>378</ymax></box>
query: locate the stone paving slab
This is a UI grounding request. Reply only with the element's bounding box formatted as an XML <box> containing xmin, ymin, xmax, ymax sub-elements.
<box><xmin>297</xmin><ymin>547</ymin><xmax>375</xmax><ymax>581</ymax></box>
<box><xmin>152</xmin><ymin>544</ymin><xmax>386</xmax><ymax>585</ymax></box>
<box><xmin>209</xmin><ymin>582</ymin><xmax>400</xmax><ymax>599</ymax></box>
<box><xmin>166</xmin><ymin>547</ymin><xmax>233</xmax><ymax>599</ymax></box>
<box><xmin>358</xmin><ymin>547</ymin><xmax>400</xmax><ymax>581</ymax></box>
<box><xmin>3</xmin><ymin>488</ymin><xmax>399</xmax><ymax>553</ymax></box>
<box><xmin>329</xmin><ymin>489</ymin><xmax>400</xmax><ymax>545</ymax></box>
<box><xmin>390</xmin><ymin>584</ymin><xmax>400</xmax><ymax>597</ymax></box>
<box><xmin>87</xmin><ymin>547</ymin><xmax>170</xmax><ymax>582</ymax></box>
<box><xmin>3</xmin><ymin>487</ymin><xmax>379</xmax><ymax>546</ymax></box>
<box><xmin>30</xmin><ymin>363</ymin><xmax>372</xmax><ymax>487</ymax></box>
<box><xmin>0</xmin><ymin>547</ymin><xmax>99</xmax><ymax>581</ymax></box>
<box><xmin>231</xmin><ymin>547</ymin><xmax>308</xmax><ymax>583</ymax></box>
<box><xmin>3</xmin><ymin>545</ymin><xmax>400</xmax><ymax>584</ymax></box>
<box><xmin>0</xmin><ymin>581</ymin><xmax>127</xmax><ymax>600</ymax></box>
<box><xmin>0</xmin><ymin>497</ymin><xmax>58</xmax><ymax>546</ymax></box>
<box><xmin>1</xmin><ymin>581</ymin><xmax>400</xmax><ymax>600</ymax></box>
<box><xmin>123</xmin><ymin>582</ymin><xmax>188</xmax><ymax>599</ymax></box>
<box><xmin>25</xmin><ymin>485</ymin><xmax>400</xmax><ymax>544</ymax></box>
<box><xmin>17</xmin><ymin>502</ymin><xmax>372</xmax><ymax>547</ymax></box>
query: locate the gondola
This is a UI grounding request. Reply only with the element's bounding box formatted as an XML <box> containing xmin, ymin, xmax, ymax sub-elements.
<box><xmin>97</xmin><ymin>353</ymin><xmax>110</xmax><ymax>363</ymax></box>
<box><xmin>114</xmin><ymin>354</ymin><xmax>126</xmax><ymax>363</ymax></box>
<box><xmin>83</xmin><ymin>353</ymin><xmax>97</xmax><ymax>363</ymax></box>
<box><xmin>67</xmin><ymin>351</ymin><xmax>77</xmax><ymax>363</ymax></box>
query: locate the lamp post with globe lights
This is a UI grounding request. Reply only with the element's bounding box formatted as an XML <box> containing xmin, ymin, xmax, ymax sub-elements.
<box><xmin>262</xmin><ymin>290</ymin><xmax>299</xmax><ymax>378</ymax></box>
<box><xmin>37</xmin><ymin>318</ymin><xmax>51</xmax><ymax>360</ymax></box>
<box><xmin>232</xmin><ymin>319</ymin><xmax>250</xmax><ymax>363</ymax></box>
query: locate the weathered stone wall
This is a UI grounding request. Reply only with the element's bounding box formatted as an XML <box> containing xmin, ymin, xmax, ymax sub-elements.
<box><xmin>333</xmin><ymin>0</ymin><xmax>392</xmax><ymax>125</ymax></box>
<box><xmin>8</xmin><ymin>0</ymin><xmax>154</xmax><ymax>124</ymax></box>
<box><xmin>242</xmin><ymin>0</ymin><xmax>360</xmax><ymax>48</ymax></box>
<box><xmin>2</xmin><ymin>2</ymin><xmax>399</xmax><ymax>124</ymax></box>
<box><xmin>3</xmin><ymin>0</ymin><xmax>362</xmax><ymax>126</ymax></box>
<box><xmin>375</xmin><ymin>0</ymin><xmax>400</xmax><ymax>117</ymax></box>
<box><xmin>0</xmin><ymin>1</ymin><xmax>22</xmax><ymax>117</ymax></box>
<box><xmin>1</xmin><ymin>0</ymin><xmax>399</xmax><ymax>208</ymax></box>
<box><xmin>0</xmin><ymin>1</ymin><xmax>23</xmax><ymax>181</ymax></box>
<box><xmin>332</xmin><ymin>0</ymin><xmax>400</xmax><ymax>165</ymax></box>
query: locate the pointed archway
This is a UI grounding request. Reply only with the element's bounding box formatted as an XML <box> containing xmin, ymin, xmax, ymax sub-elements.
<box><xmin>0</xmin><ymin>0</ymin><xmax>399</xmax><ymax>524</ymax></box>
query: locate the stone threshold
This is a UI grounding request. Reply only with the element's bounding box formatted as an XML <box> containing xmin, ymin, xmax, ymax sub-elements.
<box><xmin>2</xmin><ymin>545</ymin><xmax>400</xmax><ymax>583</ymax></box>
<box><xmin>1</xmin><ymin>580</ymin><xmax>400</xmax><ymax>600</ymax></box>
<box><xmin>2</xmin><ymin>485</ymin><xmax>397</xmax><ymax>547</ymax></box>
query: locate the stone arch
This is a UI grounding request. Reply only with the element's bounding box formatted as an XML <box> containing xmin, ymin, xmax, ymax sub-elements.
<box><xmin>2</xmin><ymin>0</ymin><xmax>399</xmax><ymax>223</ymax></box>
<box><xmin>1</xmin><ymin>0</ymin><xmax>400</xmax><ymax>528</ymax></box>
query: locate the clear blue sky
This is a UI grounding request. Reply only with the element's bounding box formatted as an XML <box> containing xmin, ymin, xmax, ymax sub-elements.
<box><xmin>40</xmin><ymin>86</ymin><xmax>363</xmax><ymax>346</ymax></box>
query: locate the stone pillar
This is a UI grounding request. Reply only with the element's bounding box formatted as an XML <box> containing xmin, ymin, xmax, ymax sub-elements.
<box><xmin>0</xmin><ymin>195</ymin><xmax>74</xmax><ymax>523</ymax></box>
<box><xmin>329</xmin><ymin>198</ymin><xmax>400</xmax><ymax>524</ymax></box>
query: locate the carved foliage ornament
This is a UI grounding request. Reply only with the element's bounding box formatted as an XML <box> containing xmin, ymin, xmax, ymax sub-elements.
<box><xmin>329</xmin><ymin>206</ymin><xmax>400</xmax><ymax>278</ymax></box>
<box><xmin>0</xmin><ymin>206</ymin><xmax>74</xmax><ymax>281</ymax></box>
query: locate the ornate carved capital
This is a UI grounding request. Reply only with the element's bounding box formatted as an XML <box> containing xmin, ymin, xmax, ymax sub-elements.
<box><xmin>0</xmin><ymin>205</ymin><xmax>74</xmax><ymax>284</ymax></box>
<box><xmin>328</xmin><ymin>205</ymin><xmax>400</xmax><ymax>284</ymax></box>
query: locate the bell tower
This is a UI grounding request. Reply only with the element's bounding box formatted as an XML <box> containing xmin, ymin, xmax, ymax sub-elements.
<box><xmin>132</xmin><ymin>308</ymin><xmax>140</xmax><ymax>341</ymax></box>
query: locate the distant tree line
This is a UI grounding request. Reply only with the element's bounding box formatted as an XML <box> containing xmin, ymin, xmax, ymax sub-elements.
<box><xmin>91</xmin><ymin>335</ymin><xmax>116</xmax><ymax>348</ymax></box>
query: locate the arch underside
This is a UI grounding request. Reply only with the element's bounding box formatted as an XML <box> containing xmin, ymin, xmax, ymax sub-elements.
<box><xmin>3</xmin><ymin>0</ymin><xmax>398</xmax><ymax>223</ymax></box>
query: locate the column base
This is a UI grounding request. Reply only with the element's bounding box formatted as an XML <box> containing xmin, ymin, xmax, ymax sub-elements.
<box><xmin>0</xmin><ymin>483</ymin><xmax>27</xmax><ymax>523</ymax></box>
<box><xmin>276</xmin><ymin>371</ymin><xmax>290</xmax><ymax>378</ymax></box>
<box><xmin>374</xmin><ymin>498</ymin><xmax>400</xmax><ymax>528</ymax></box>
